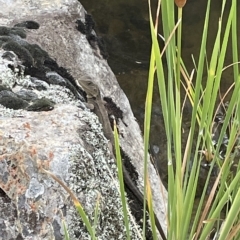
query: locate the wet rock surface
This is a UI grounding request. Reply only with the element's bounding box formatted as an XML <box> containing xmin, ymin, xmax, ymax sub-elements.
<box><xmin>0</xmin><ymin>0</ymin><xmax>167</xmax><ymax>239</ymax></box>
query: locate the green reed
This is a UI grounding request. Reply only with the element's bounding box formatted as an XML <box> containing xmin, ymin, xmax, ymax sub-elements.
<box><xmin>146</xmin><ymin>0</ymin><xmax>240</xmax><ymax>239</ymax></box>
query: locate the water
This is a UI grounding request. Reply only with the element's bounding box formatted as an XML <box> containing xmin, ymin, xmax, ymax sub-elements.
<box><xmin>79</xmin><ymin>0</ymin><xmax>240</xmax><ymax>185</ymax></box>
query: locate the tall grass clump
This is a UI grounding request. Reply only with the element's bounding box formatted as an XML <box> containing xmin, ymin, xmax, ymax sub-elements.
<box><xmin>144</xmin><ymin>0</ymin><xmax>240</xmax><ymax>239</ymax></box>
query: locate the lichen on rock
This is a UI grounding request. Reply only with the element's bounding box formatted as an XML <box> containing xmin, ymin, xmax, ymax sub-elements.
<box><xmin>0</xmin><ymin>18</ymin><xmax>141</xmax><ymax>240</ymax></box>
<box><xmin>67</xmin><ymin>110</ymin><xmax>140</xmax><ymax>239</ymax></box>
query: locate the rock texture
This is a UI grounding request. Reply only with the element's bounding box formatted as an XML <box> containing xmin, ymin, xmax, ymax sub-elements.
<box><xmin>0</xmin><ymin>0</ymin><xmax>167</xmax><ymax>239</ymax></box>
<box><xmin>0</xmin><ymin>46</ymin><xmax>139</xmax><ymax>239</ymax></box>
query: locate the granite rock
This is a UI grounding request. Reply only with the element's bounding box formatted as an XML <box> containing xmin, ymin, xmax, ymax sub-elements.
<box><xmin>0</xmin><ymin>0</ymin><xmax>167</xmax><ymax>239</ymax></box>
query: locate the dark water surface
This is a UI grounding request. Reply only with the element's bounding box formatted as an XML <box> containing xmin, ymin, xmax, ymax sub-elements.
<box><xmin>80</xmin><ymin>0</ymin><xmax>240</xmax><ymax>186</ymax></box>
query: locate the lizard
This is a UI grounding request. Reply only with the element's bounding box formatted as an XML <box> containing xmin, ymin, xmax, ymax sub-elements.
<box><xmin>77</xmin><ymin>79</ymin><xmax>166</xmax><ymax>240</ymax></box>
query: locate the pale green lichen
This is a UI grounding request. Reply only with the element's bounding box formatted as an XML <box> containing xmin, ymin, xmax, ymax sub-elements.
<box><xmin>0</xmin><ymin>50</ymin><xmax>28</xmax><ymax>88</ymax></box>
<box><xmin>36</xmin><ymin>84</ymin><xmax>83</xmax><ymax>106</ymax></box>
<box><xmin>67</xmin><ymin>110</ymin><xmax>141</xmax><ymax>240</ymax></box>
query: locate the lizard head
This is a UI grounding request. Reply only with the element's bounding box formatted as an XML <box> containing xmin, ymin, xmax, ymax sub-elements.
<box><xmin>76</xmin><ymin>79</ymin><xmax>99</xmax><ymax>98</ymax></box>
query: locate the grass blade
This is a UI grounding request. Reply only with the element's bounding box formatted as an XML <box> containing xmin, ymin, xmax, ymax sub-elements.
<box><xmin>113</xmin><ymin>119</ymin><xmax>131</xmax><ymax>240</ymax></box>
